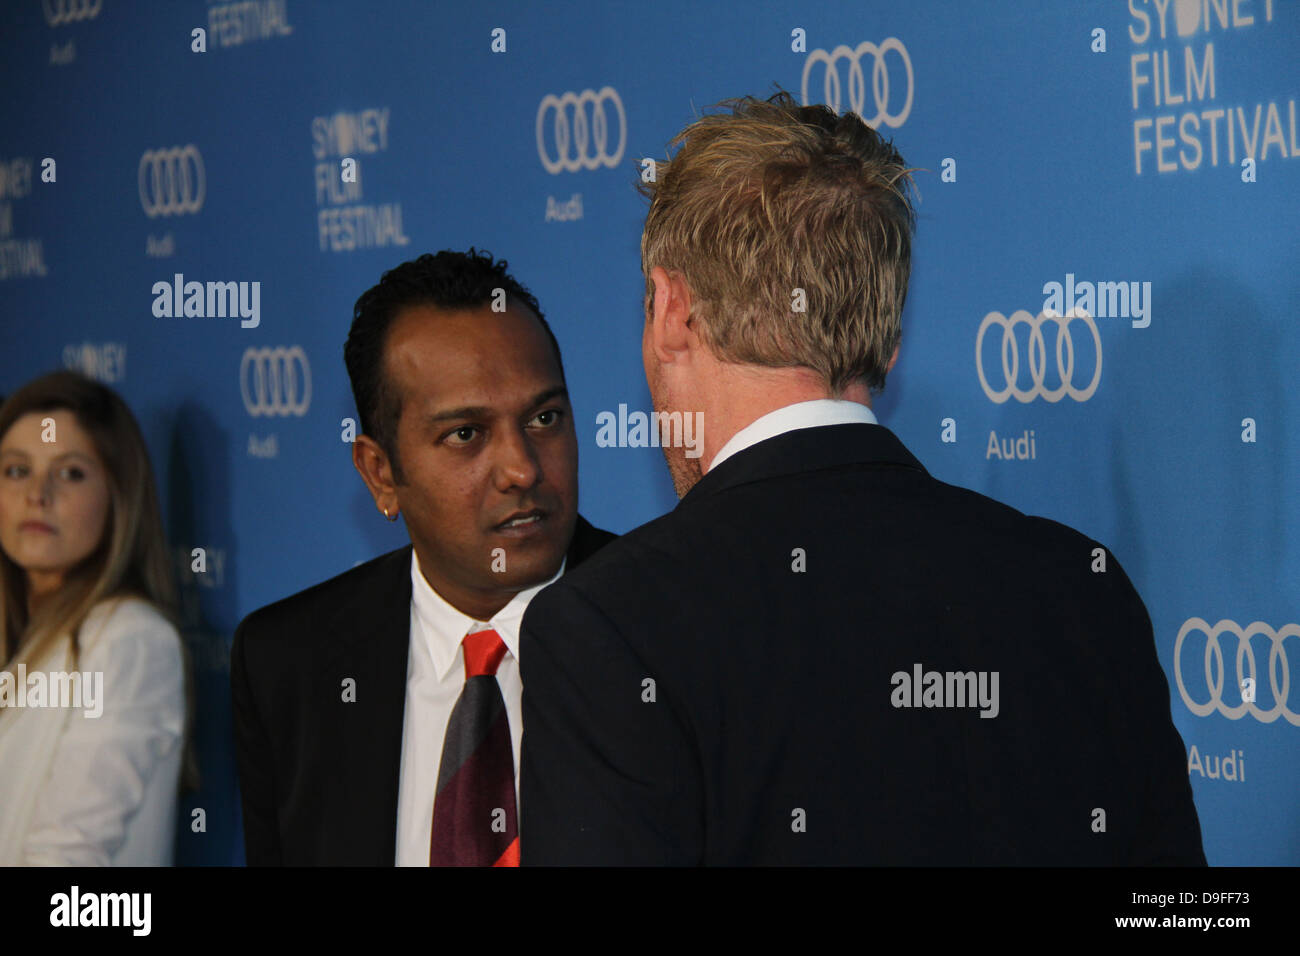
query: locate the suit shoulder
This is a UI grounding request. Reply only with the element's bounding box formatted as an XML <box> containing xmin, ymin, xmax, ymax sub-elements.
<box><xmin>930</xmin><ymin>476</ymin><xmax>1104</xmax><ymax>545</ymax></box>
<box><xmin>552</xmin><ymin>471</ymin><xmax>1126</xmax><ymax>602</ymax></box>
<box><xmin>537</xmin><ymin>508</ymin><xmax>687</xmax><ymax>608</ymax></box>
<box><xmin>891</xmin><ymin>476</ymin><xmax>1144</xmax><ymax>598</ymax></box>
<box><xmin>234</xmin><ymin>545</ymin><xmax>411</xmax><ymax>650</ymax></box>
<box><xmin>571</xmin><ymin>513</ymin><xmax>618</xmax><ymax>555</ymax></box>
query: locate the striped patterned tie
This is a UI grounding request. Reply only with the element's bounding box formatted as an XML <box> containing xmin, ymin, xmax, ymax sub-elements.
<box><xmin>429</xmin><ymin>627</ymin><xmax>519</xmax><ymax>866</ymax></box>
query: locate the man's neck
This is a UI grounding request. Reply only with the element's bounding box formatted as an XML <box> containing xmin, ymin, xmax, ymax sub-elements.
<box><xmin>697</xmin><ymin>367</ymin><xmax>872</xmax><ymax>472</ymax></box>
<box><xmin>415</xmin><ymin>561</ymin><xmax>516</xmax><ymax>622</ymax></box>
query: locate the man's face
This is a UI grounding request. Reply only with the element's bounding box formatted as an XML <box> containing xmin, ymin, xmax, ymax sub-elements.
<box><xmin>383</xmin><ymin>301</ymin><xmax>578</xmax><ymax>618</ymax></box>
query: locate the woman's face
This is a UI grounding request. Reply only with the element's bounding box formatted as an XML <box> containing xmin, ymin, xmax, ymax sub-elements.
<box><xmin>0</xmin><ymin>411</ymin><xmax>112</xmax><ymax>598</ymax></box>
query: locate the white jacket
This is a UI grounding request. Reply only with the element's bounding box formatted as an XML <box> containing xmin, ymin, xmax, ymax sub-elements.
<box><xmin>0</xmin><ymin>597</ymin><xmax>185</xmax><ymax>865</ymax></box>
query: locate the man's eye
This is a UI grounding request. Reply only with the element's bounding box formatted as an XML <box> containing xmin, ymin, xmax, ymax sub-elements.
<box><xmin>2</xmin><ymin>464</ymin><xmax>26</xmax><ymax>479</ymax></box>
<box><xmin>59</xmin><ymin>467</ymin><xmax>85</xmax><ymax>481</ymax></box>
<box><xmin>446</xmin><ymin>426</ymin><xmax>479</xmax><ymax>445</ymax></box>
<box><xmin>532</xmin><ymin>409</ymin><xmax>563</xmax><ymax>427</ymax></box>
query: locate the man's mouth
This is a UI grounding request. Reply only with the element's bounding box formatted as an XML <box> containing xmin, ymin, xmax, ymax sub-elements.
<box><xmin>494</xmin><ymin>509</ymin><xmax>546</xmax><ymax>531</ymax></box>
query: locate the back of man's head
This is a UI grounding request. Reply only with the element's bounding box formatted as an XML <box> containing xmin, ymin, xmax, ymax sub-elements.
<box><xmin>639</xmin><ymin>90</ymin><xmax>916</xmax><ymax>396</ymax></box>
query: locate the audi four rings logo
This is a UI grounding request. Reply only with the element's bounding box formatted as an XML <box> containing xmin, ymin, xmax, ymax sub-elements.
<box><xmin>536</xmin><ymin>87</ymin><xmax>626</xmax><ymax>174</ymax></box>
<box><xmin>44</xmin><ymin>0</ymin><xmax>101</xmax><ymax>26</ymax></box>
<box><xmin>139</xmin><ymin>146</ymin><xmax>205</xmax><ymax>218</ymax></box>
<box><xmin>976</xmin><ymin>310</ymin><xmax>1102</xmax><ymax>404</ymax></box>
<box><xmin>802</xmin><ymin>39</ymin><xmax>914</xmax><ymax>128</ymax></box>
<box><xmin>241</xmin><ymin>347</ymin><xmax>311</xmax><ymax>418</ymax></box>
<box><xmin>1175</xmin><ymin>618</ymin><xmax>1299</xmax><ymax>726</ymax></box>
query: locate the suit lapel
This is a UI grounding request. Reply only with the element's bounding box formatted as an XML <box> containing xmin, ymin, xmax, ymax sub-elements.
<box><xmin>311</xmin><ymin>546</ymin><xmax>413</xmax><ymax>865</ymax></box>
<box><xmin>311</xmin><ymin>517</ymin><xmax>613</xmax><ymax>865</ymax></box>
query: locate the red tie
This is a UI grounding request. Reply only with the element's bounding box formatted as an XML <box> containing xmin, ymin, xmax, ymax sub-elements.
<box><xmin>428</xmin><ymin>628</ymin><xmax>520</xmax><ymax>866</ymax></box>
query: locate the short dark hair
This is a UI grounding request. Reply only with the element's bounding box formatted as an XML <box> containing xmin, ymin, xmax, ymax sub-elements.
<box><xmin>344</xmin><ymin>248</ymin><xmax>564</xmax><ymax>483</ymax></box>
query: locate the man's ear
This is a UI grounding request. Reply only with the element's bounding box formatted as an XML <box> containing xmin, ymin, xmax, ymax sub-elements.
<box><xmin>887</xmin><ymin>343</ymin><xmax>900</xmax><ymax>375</ymax></box>
<box><xmin>647</xmin><ymin>266</ymin><xmax>695</xmax><ymax>364</ymax></box>
<box><xmin>352</xmin><ymin>434</ymin><xmax>399</xmax><ymax>518</ymax></box>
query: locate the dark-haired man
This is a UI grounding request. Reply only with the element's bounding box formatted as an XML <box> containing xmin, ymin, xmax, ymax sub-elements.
<box><xmin>231</xmin><ymin>249</ymin><xmax>614</xmax><ymax>865</ymax></box>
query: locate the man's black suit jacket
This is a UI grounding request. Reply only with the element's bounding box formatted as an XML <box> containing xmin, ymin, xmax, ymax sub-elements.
<box><xmin>519</xmin><ymin>425</ymin><xmax>1206</xmax><ymax>865</ymax></box>
<box><xmin>231</xmin><ymin>514</ymin><xmax>615</xmax><ymax>865</ymax></box>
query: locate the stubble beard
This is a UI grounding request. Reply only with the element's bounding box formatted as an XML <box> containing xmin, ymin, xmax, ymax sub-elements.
<box><xmin>662</xmin><ymin>443</ymin><xmax>703</xmax><ymax>499</ymax></box>
<box><xmin>650</xmin><ymin>384</ymin><xmax>703</xmax><ymax>498</ymax></box>
<box><xmin>646</xmin><ymin>342</ymin><xmax>704</xmax><ymax>499</ymax></box>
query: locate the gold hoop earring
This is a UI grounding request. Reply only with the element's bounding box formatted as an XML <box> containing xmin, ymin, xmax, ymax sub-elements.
<box><xmin>383</xmin><ymin>508</ymin><xmax>398</xmax><ymax>522</ymax></box>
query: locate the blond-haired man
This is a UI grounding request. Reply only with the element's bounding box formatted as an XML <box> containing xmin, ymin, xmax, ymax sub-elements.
<box><xmin>518</xmin><ymin>92</ymin><xmax>1205</xmax><ymax>865</ymax></box>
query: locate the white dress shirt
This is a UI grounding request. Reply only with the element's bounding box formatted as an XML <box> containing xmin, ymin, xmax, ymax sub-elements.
<box><xmin>708</xmin><ymin>399</ymin><xmax>878</xmax><ymax>472</ymax></box>
<box><xmin>0</xmin><ymin>597</ymin><xmax>185</xmax><ymax>865</ymax></box>
<box><xmin>394</xmin><ymin>550</ymin><xmax>565</xmax><ymax>866</ymax></box>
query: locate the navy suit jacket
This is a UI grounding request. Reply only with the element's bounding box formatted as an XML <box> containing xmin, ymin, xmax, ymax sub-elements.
<box><xmin>231</xmin><ymin>515</ymin><xmax>615</xmax><ymax>865</ymax></box>
<box><xmin>519</xmin><ymin>424</ymin><xmax>1206</xmax><ymax>865</ymax></box>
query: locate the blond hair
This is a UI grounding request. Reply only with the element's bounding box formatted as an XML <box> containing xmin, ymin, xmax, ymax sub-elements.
<box><xmin>639</xmin><ymin>90</ymin><xmax>917</xmax><ymax>395</ymax></box>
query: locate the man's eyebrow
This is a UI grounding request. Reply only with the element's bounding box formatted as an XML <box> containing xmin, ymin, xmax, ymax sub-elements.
<box><xmin>423</xmin><ymin>386</ymin><xmax>570</xmax><ymax>425</ymax></box>
<box><xmin>528</xmin><ymin>385</ymin><xmax>570</xmax><ymax>408</ymax></box>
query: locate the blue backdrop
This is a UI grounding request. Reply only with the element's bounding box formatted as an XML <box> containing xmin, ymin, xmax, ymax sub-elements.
<box><xmin>0</xmin><ymin>0</ymin><xmax>1295</xmax><ymax>865</ymax></box>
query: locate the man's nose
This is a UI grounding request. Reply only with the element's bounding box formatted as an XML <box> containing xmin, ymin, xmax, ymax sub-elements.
<box><xmin>493</xmin><ymin>428</ymin><xmax>541</xmax><ymax>491</ymax></box>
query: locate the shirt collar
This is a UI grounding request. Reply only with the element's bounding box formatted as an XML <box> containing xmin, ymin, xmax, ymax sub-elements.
<box><xmin>410</xmin><ymin>549</ymin><xmax>566</xmax><ymax>681</ymax></box>
<box><xmin>707</xmin><ymin>399</ymin><xmax>878</xmax><ymax>473</ymax></box>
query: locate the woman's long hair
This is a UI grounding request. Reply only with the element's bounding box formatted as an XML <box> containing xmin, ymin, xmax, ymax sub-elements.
<box><xmin>0</xmin><ymin>371</ymin><xmax>197</xmax><ymax>788</ymax></box>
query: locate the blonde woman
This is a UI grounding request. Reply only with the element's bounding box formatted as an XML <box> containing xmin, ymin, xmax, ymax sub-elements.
<box><xmin>0</xmin><ymin>371</ymin><xmax>189</xmax><ymax>865</ymax></box>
